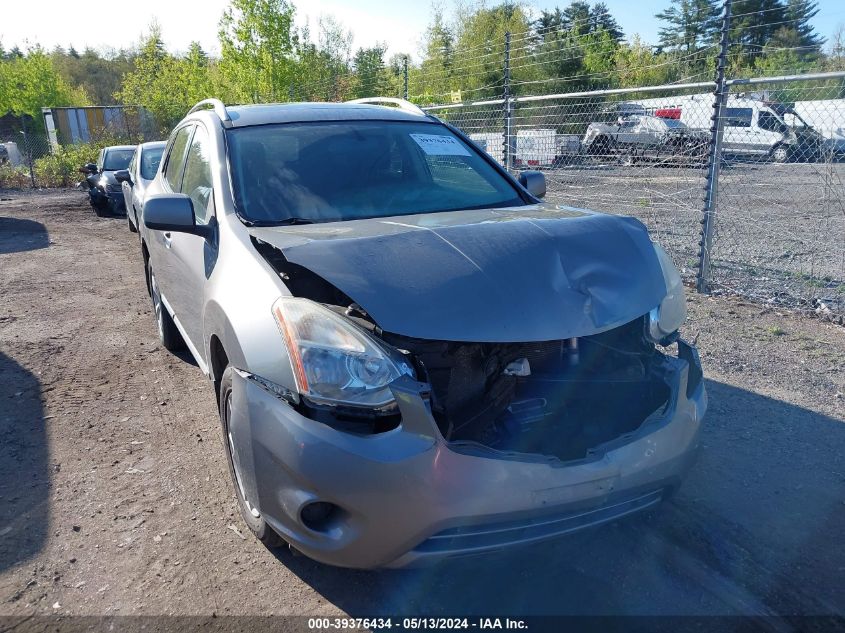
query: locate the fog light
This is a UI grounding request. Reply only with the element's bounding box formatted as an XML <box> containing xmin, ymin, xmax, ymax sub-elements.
<box><xmin>300</xmin><ymin>501</ymin><xmax>340</xmax><ymax>532</ymax></box>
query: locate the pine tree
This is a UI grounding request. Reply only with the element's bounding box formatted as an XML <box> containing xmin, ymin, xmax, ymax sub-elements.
<box><xmin>784</xmin><ymin>0</ymin><xmax>824</xmax><ymax>53</ymax></box>
<box><xmin>562</xmin><ymin>2</ymin><xmax>592</xmax><ymax>37</ymax></box>
<box><xmin>656</xmin><ymin>0</ymin><xmax>721</xmax><ymax>55</ymax></box>
<box><xmin>590</xmin><ymin>2</ymin><xmax>624</xmax><ymax>43</ymax></box>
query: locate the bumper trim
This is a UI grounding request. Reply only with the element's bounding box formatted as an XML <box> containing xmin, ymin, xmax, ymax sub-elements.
<box><xmin>412</xmin><ymin>488</ymin><xmax>664</xmax><ymax>555</ymax></box>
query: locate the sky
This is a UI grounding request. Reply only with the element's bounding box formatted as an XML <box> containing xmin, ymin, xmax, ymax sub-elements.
<box><xmin>1</xmin><ymin>0</ymin><xmax>843</xmax><ymax>60</ymax></box>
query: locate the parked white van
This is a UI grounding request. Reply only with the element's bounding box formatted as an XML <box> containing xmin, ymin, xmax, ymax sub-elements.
<box><xmin>634</xmin><ymin>94</ymin><xmax>826</xmax><ymax>162</ymax></box>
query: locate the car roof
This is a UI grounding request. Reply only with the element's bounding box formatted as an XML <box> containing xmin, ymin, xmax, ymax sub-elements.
<box><xmin>139</xmin><ymin>141</ymin><xmax>166</xmax><ymax>150</ymax></box>
<box><xmin>223</xmin><ymin>102</ymin><xmax>436</xmax><ymax>128</ymax></box>
<box><xmin>103</xmin><ymin>145</ymin><xmax>136</xmax><ymax>152</ymax></box>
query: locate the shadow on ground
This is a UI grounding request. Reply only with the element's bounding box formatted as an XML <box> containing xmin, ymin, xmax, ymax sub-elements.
<box><xmin>272</xmin><ymin>379</ymin><xmax>845</xmax><ymax>617</ymax></box>
<box><xmin>0</xmin><ymin>217</ymin><xmax>49</xmax><ymax>255</ymax></box>
<box><xmin>0</xmin><ymin>353</ymin><xmax>50</xmax><ymax>573</ymax></box>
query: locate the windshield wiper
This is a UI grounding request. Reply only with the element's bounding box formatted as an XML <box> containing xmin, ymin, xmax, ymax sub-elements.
<box><xmin>274</xmin><ymin>217</ymin><xmax>315</xmax><ymax>226</ymax></box>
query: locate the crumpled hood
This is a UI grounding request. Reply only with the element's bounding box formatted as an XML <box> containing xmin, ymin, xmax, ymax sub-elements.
<box><xmin>249</xmin><ymin>205</ymin><xmax>667</xmax><ymax>342</ymax></box>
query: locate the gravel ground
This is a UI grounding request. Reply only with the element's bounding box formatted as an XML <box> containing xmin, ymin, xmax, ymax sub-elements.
<box><xmin>1</xmin><ymin>190</ymin><xmax>844</xmax><ymax>622</ymax></box>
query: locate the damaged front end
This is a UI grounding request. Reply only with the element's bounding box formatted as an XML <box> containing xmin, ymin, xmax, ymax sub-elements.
<box><xmin>380</xmin><ymin>317</ymin><xmax>692</xmax><ymax>463</ymax></box>
<box><xmin>230</xmin><ymin>210</ymin><xmax>706</xmax><ymax>567</ymax></box>
<box><xmin>250</xmin><ymin>218</ymin><xmax>699</xmax><ymax>465</ymax></box>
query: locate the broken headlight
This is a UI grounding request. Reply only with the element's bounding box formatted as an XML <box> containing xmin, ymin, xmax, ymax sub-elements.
<box><xmin>647</xmin><ymin>243</ymin><xmax>687</xmax><ymax>344</ymax></box>
<box><xmin>272</xmin><ymin>297</ymin><xmax>414</xmax><ymax>408</ymax></box>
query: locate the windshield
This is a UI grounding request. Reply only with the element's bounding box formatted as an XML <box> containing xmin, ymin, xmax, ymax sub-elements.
<box><xmin>102</xmin><ymin>149</ymin><xmax>134</xmax><ymax>171</ymax></box>
<box><xmin>140</xmin><ymin>146</ymin><xmax>164</xmax><ymax>180</ymax></box>
<box><xmin>227</xmin><ymin>121</ymin><xmax>525</xmax><ymax>224</ymax></box>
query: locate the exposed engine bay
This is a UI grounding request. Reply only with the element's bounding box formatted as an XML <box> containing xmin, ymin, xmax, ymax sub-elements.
<box><xmin>381</xmin><ymin>317</ymin><xmax>671</xmax><ymax>462</ymax></box>
<box><xmin>256</xmin><ymin>239</ymin><xmax>674</xmax><ymax>462</ymax></box>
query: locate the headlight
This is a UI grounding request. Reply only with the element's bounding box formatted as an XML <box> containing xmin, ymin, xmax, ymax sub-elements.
<box><xmin>272</xmin><ymin>297</ymin><xmax>414</xmax><ymax>408</ymax></box>
<box><xmin>647</xmin><ymin>243</ymin><xmax>686</xmax><ymax>344</ymax></box>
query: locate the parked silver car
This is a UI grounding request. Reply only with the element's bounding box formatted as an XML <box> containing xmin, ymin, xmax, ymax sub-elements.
<box><xmin>138</xmin><ymin>98</ymin><xmax>706</xmax><ymax>569</ymax></box>
<box><xmin>115</xmin><ymin>141</ymin><xmax>166</xmax><ymax>233</ymax></box>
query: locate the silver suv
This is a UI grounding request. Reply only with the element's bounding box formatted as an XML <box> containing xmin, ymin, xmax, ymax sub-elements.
<box><xmin>139</xmin><ymin>98</ymin><xmax>706</xmax><ymax>569</ymax></box>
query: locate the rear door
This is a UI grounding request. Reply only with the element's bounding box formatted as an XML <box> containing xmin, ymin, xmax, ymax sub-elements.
<box><xmin>122</xmin><ymin>149</ymin><xmax>137</xmax><ymax>216</ymax></box>
<box><xmin>147</xmin><ymin>125</ymin><xmax>194</xmax><ymax>311</ymax></box>
<box><xmin>164</xmin><ymin>124</ymin><xmax>216</xmax><ymax>354</ymax></box>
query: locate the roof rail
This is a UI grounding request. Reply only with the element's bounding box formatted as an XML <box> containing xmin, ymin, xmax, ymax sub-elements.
<box><xmin>188</xmin><ymin>99</ymin><xmax>231</xmax><ymax>123</ymax></box>
<box><xmin>346</xmin><ymin>97</ymin><xmax>426</xmax><ymax>117</ymax></box>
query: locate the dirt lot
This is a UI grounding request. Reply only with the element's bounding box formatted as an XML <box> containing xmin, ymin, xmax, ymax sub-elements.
<box><xmin>1</xmin><ymin>190</ymin><xmax>844</xmax><ymax>621</ymax></box>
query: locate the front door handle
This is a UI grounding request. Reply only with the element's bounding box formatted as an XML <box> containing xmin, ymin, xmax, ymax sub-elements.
<box><xmin>163</xmin><ymin>232</ymin><xmax>172</xmax><ymax>249</ymax></box>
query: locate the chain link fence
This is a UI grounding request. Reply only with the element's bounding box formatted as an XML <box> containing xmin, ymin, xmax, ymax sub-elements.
<box><xmin>0</xmin><ymin>106</ymin><xmax>158</xmax><ymax>189</ymax></box>
<box><xmin>423</xmin><ymin>74</ymin><xmax>845</xmax><ymax>324</ymax></box>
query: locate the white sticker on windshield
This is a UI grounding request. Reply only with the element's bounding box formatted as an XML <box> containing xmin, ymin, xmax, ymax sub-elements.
<box><xmin>410</xmin><ymin>133</ymin><xmax>471</xmax><ymax>156</ymax></box>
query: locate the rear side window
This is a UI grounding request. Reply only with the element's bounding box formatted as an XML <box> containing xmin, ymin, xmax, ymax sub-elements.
<box><xmin>180</xmin><ymin>127</ymin><xmax>214</xmax><ymax>225</ymax></box>
<box><xmin>140</xmin><ymin>146</ymin><xmax>164</xmax><ymax>180</ymax></box>
<box><xmin>164</xmin><ymin>126</ymin><xmax>193</xmax><ymax>191</ymax></box>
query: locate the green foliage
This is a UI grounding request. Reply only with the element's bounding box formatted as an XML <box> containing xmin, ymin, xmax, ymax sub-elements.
<box><xmin>352</xmin><ymin>45</ymin><xmax>388</xmax><ymax>99</ymax></box>
<box><xmin>218</xmin><ymin>0</ymin><xmax>298</xmax><ymax>102</ymax></box>
<box><xmin>32</xmin><ymin>140</ymin><xmax>108</xmax><ymax>187</ymax></box>
<box><xmin>0</xmin><ymin>163</ymin><xmax>31</xmax><ymax>188</ymax></box>
<box><xmin>117</xmin><ymin>26</ymin><xmax>220</xmax><ymax>132</ymax></box>
<box><xmin>0</xmin><ymin>48</ymin><xmax>88</xmax><ymax>130</ymax></box>
<box><xmin>0</xmin><ymin>0</ymin><xmax>837</xmax><ymax>139</ymax></box>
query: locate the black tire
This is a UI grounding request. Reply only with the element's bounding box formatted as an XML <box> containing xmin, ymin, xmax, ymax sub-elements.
<box><xmin>590</xmin><ymin>135</ymin><xmax>612</xmax><ymax>156</ymax></box>
<box><xmin>219</xmin><ymin>366</ymin><xmax>284</xmax><ymax>548</ymax></box>
<box><xmin>148</xmin><ymin>261</ymin><xmax>185</xmax><ymax>352</ymax></box>
<box><xmin>771</xmin><ymin>145</ymin><xmax>790</xmax><ymax>163</ymax></box>
<box><xmin>92</xmin><ymin>201</ymin><xmax>109</xmax><ymax>217</ymax></box>
<box><xmin>128</xmin><ymin>210</ymin><xmax>138</xmax><ymax>233</ymax></box>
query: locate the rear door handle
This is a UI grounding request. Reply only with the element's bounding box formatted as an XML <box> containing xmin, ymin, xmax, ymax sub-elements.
<box><xmin>163</xmin><ymin>232</ymin><xmax>172</xmax><ymax>249</ymax></box>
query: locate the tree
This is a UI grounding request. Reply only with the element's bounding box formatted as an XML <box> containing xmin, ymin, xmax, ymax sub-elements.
<box><xmin>415</xmin><ymin>5</ymin><xmax>455</xmax><ymax>101</ymax></box>
<box><xmin>562</xmin><ymin>2</ymin><xmax>592</xmax><ymax>37</ymax></box>
<box><xmin>117</xmin><ymin>25</ymin><xmax>207</xmax><ymax>130</ymax></box>
<box><xmin>0</xmin><ymin>47</ymin><xmax>87</xmax><ymax>130</ymax></box>
<box><xmin>294</xmin><ymin>16</ymin><xmax>352</xmax><ymax>101</ymax></box>
<box><xmin>352</xmin><ymin>45</ymin><xmax>387</xmax><ymax>98</ymax></box>
<box><xmin>656</xmin><ymin>0</ymin><xmax>720</xmax><ymax>54</ymax></box>
<box><xmin>784</xmin><ymin>0</ymin><xmax>824</xmax><ymax>54</ymax></box>
<box><xmin>218</xmin><ymin>0</ymin><xmax>298</xmax><ymax>102</ymax></box>
<box><xmin>590</xmin><ymin>3</ymin><xmax>624</xmax><ymax>44</ymax></box>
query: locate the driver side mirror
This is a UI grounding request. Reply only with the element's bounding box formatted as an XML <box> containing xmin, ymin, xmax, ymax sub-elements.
<box><xmin>80</xmin><ymin>162</ymin><xmax>98</xmax><ymax>175</ymax></box>
<box><xmin>143</xmin><ymin>193</ymin><xmax>214</xmax><ymax>240</ymax></box>
<box><xmin>114</xmin><ymin>169</ymin><xmax>132</xmax><ymax>185</ymax></box>
<box><xmin>518</xmin><ymin>170</ymin><xmax>546</xmax><ymax>199</ymax></box>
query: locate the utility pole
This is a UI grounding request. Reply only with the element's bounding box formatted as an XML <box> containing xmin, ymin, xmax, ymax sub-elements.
<box><xmin>403</xmin><ymin>56</ymin><xmax>409</xmax><ymax>100</ymax></box>
<box><xmin>697</xmin><ymin>0</ymin><xmax>732</xmax><ymax>293</ymax></box>
<box><xmin>503</xmin><ymin>31</ymin><xmax>515</xmax><ymax>172</ymax></box>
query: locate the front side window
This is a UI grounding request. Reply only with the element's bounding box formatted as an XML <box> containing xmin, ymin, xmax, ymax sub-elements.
<box><xmin>127</xmin><ymin>150</ymin><xmax>137</xmax><ymax>178</ymax></box>
<box><xmin>724</xmin><ymin>108</ymin><xmax>752</xmax><ymax>128</ymax></box>
<box><xmin>758</xmin><ymin>111</ymin><xmax>787</xmax><ymax>134</ymax></box>
<box><xmin>102</xmin><ymin>149</ymin><xmax>134</xmax><ymax>171</ymax></box>
<box><xmin>140</xmin><ymin>146</ymin><xmax>164</xmax><ymax>181</ymax></box>
<box><xmin>226</xmin><ymin>121</ymin><xmax>525</xmax><ymax>225</ymax></box>
<box><xmin>164</xmin><ymin>126</ymin><xmax>193</xmax><ymax>191</ymax></box>
<box><xmin>180</xmin><ymin>127</ymin><xmax>213</xmax><ymax>225</ymax></box>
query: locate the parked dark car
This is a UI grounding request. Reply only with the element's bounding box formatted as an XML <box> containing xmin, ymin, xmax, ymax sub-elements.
<box><xmin>81</xmin><ymin>145</ymin><xmax>135</xmax><ymax>216</ymax></box>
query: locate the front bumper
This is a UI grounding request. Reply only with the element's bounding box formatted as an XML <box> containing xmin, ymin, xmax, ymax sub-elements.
<box><xmin>229</xmin><ymin>341</ymin><xmax>706</xmax><ymax>569</ymax></box>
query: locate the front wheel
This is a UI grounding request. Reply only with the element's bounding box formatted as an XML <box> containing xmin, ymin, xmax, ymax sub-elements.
<box><xmin>219</xmin><ymin>366</ymin><xmax>284</xmax><ymax>548</ymax></box>
<box><xmin>771</xmin><ymin>145</ymin><xmax>790</xmax><ymax>163</ymax></box>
